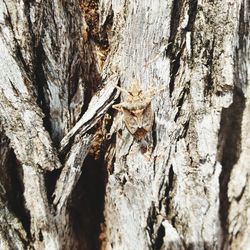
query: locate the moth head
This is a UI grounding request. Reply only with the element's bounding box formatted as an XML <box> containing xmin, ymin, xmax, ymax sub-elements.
<box><xmin>128</xmin><ymin>80</ymin><xmax>142</xmax><ymax>97</ymax></box>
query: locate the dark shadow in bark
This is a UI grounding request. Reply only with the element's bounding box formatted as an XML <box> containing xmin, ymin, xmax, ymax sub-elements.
<box><xmin>165</xmin><ymin>165</ymin><xmax>175</xmax><ymax>215</ymax></box>
<box><xmin>69</xmin><ymin>154</ymin><xmax>108</xmax><ymax>250</ymax></box>
<box><xmin>204</xmin><ymin>35</ymin><xmax>215</xmax><ymax>96</ymax></box>
<box><xmin>218</xmin><ymin>2</ymin><xmax>248</xmax><ymax>247</ymax></box>
<box><xmin>63</xmin><ymin>3</ymin><xmax>114</xmax><ymax>247</ymax></box>
<box><xmin>34</xmin><ymin>42</ymin><xmax>53</xmax><ymax>140</ymax></box>
<box><xmin>154</xmin><ymin>223</ymin><xmax>165</xmax><ymax>250</ymax></box>
<box><xmin>0</xmin><ymin>147</ymin><xmax>31</xmax><ymax>239</ymax></box>
<box><xmin>167</xmin><ymin>0</ymin><xmax>184</xmax><ymax>97</ymax></box>
<box><xmin>217</xmin><ymin>88</ymin><xmax>245</xmax><ymax>247</ymax></box>
<box><xmin>235</xmin><ymin>1</ymin><xmax>249</xmax><ymax>91</ymax></box>
<box><xmin>147</xmin><ymin>204</ymin><xmax>162</xmax><ymax>249</ymax></box>
<box><xmin>167</xmin><ymin>0</ymin><xmax>197</xmax><ymax>97</ymax></box>
<box><xmin>80</xmin><ymin>0</ymin><xmax>112</xmax><ymax>115</ymax></box>
<box><xmin>186</xmin><ymin>0</ymin><xmax>198</xmax><ymax>32</ymax></box>
<box><xmin>45</xmin><ymin>169</ymin><xmax>61</xmax><ymax>205</ymax></box>
<box><xmin>146</xmin><ymin>183</ymin><xmax>177</xmax><ymax>250</ymax></box>
<box><xmin>186</xmin><ymin>241</ymin><xmax>218</xmax><ymax>250</ymax></box>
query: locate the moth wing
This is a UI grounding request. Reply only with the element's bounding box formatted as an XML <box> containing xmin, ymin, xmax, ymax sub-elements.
<box><xmin>123</xmin><ymin>109</ymin><xmax>138</xmax><ymax>135</ymax></box>
<box><xmin>142</xmin><ymin>103</ymin><xmax>154</xmax><ymax>132</ymax></box>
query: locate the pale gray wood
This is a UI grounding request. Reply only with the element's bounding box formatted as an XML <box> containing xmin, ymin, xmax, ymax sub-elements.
<box><xmin>59</xmin><ymin>78</ymin><xmax>119</xmax><ymax>154</ymax></box>
<box><xmin>0</xmin><ymin>129</ymin><xmax>26</xmax><ymax>250</ymax></box>
<box><xmin>0</xmin><ymin>0</ymin><xmax>100</xmax><ymax>249</ymax></box>
<box><xmin>100</xmin><ymin>0</ymin><xmax>249</xmax><ymax>250</ymax></box>
<box><xmin>227</xmin><ymin>1</ymin><xmax>250</xmax><ymax>247</ymax></box>
<box><xmin>54</xmin><ymin>133</ymin><xmax>92</xmax><ymax>212</ymax></box>
<box><xmin>0</xmin><ymin>0</ymin><xmax>249</xmax><ymax>249</ymax></box>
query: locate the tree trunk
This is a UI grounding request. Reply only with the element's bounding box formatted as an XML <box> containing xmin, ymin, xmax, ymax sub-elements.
<box><xmin>0</xmin><ymin>0</ymin><xmax>249</xmax><ymax>249</ymax></box>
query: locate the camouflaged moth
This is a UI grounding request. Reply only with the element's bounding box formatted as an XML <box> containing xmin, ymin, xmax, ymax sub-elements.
<box><xmin>112</xmin><ymin>80</ymin><xmax>162</xmax><ymax>140</ymax></box>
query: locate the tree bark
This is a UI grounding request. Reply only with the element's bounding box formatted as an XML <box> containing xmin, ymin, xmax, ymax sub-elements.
<box><xmin>0</xmin><ymin>0</ymin><xmax>249</xmax><ymax>250</ymax></box>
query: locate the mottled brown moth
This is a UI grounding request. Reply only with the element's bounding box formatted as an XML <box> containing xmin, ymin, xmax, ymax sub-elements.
<box><xmin>112</xmin><ymin>80</ymin><xmax>162</xmax><ymax>140</ymax></box>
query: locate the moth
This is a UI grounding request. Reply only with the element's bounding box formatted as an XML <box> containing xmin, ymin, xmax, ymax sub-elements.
<box><xmin>112</xmin><ymin>80</ymin><xmax>162</xmax><ymax>140</ymax></box>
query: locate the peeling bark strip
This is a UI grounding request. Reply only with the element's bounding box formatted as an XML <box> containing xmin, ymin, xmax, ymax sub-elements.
<box><xmin>54</xmin><ymin>133</ymin><xmax>92</xmax><ymax>212</ymax></box>
<box><xmin>59</xmin><ymin>78</ymin><xmax>119</xmax><ymax>154</ymax></box>
<box><xmin>0</xmin><ymin>0</ymin><xmax>249</xmax><ymax>250</ymax></box>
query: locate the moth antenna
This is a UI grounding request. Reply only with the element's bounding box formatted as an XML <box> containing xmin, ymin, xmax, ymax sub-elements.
<box><xmin>156</xmin><ymin>87</ymin><xmax>166</xmax><ymax>94</ymax></box>
<box><xmin>144</xmin><ymin>86</ymin><xmax>165</xmax><ymax>98</ymax></box>
<box><xmin>115</xmin><ymin>85</ymin><xmax>130</xmax><ymax>95</ymax></box>
<box><xmin>143</xmin><ymin>41</ymin><xmax>172</xmax><ymax>68</ymax></box>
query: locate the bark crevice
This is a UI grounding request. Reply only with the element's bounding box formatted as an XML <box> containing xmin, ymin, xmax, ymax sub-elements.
<box><xmin>217</xmin><ymin>88</ymin><xmax>245</xmax><ymax>247</ymax></box>
<box><xmin>33</xmin><ymin>42</ymin><xmax>53</xmax><ymax>138</ymax></box>
<box><xmin>69</xmin><ymin>153</ymin><xmax>107</xmax><ymax>250</ymax></box>
<box><xmin>1</xmin><ymin>147</ymin><xmax>32</xmax><ymax>240</ymax></box>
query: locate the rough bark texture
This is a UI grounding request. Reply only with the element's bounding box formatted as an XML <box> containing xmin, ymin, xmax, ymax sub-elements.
<box><xmin>0</xmin><ymin>0</ymin><xmax>249</xmax><ymax>250</ymax></box>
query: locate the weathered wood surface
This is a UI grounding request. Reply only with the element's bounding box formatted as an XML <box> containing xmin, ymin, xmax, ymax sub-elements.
<box><xmin>100</xmin><ymin>0</ymin><xmax>249</xmax><ymax>249</ymax></box>
<box><xmin>0</xmin><ymin>0</ymin><xmax>249</xmax><ymax>249</ymax></box>
<box><xmin>0</xmin><ymin>0</ymin><xmax>110</xmax><ymax>249</ymax></box>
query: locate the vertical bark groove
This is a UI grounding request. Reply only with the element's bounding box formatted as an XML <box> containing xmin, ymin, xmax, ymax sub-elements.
<box><xmin>218</xmin><ymin>88</ymin><xmax>245</xmax><ymax>248</ymax></box>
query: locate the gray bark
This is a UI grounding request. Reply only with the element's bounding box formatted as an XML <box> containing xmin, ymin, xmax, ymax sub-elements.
<box><xmin>0</xmin><ymin>0</ymin><xmax>249</xmax><ymax>250</ymax></box>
